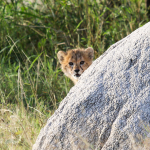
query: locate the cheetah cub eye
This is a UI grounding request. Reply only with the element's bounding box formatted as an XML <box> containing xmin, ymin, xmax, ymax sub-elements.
<box><xmin>69</xmin><ymin>62</ymin><xmax>73</xmax><ymax>66</ymax></box>
<box><xmin>80</xmin><ymin>61</ymin><xmax>84</xmax><ymax>65</ymax></box>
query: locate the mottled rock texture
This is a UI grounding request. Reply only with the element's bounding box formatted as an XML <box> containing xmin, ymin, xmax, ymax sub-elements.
<box><xmin>33</xmin><ymin>22</ymin><xmax>150</xmax><ymax>150</ymax></box>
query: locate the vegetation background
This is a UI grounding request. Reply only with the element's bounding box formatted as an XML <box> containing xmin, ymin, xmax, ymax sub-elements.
<box><xmin>0</xmin><ymin>0</ymin><xmax>150</xmax><ymax>149</ymax></box>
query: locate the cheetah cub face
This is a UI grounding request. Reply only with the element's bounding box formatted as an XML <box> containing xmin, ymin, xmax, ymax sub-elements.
<box><xmin>57</xmin><ymin>47</ymin><xmax>94</xmax><ymax>84</ymax></box>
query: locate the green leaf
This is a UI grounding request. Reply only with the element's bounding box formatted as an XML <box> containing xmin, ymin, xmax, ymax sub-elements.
<box><xmin>0</xmin><ymin>46</ymin><xmax>10</xmax><ymax>54</ymax></box>
<box><xmin>8</xmin><ymin>39</ymin><xmax>20</xmax><ymax>55</ymax></box>
<box><xmin>25</xmin><ymin>52</ymin><xmax>43</xmax><ymax>73</ymax></box>
<box><xmin>73</xmin><ymin>20</ymin><xmax>84</xmax><ymax>32</ymax></box>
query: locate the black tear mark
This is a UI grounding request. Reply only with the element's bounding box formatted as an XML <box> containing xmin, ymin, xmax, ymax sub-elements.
<box><xmin>80</xmin><ymin>66</ymin><xmax>83</xmax><ymax>70</ymax></box>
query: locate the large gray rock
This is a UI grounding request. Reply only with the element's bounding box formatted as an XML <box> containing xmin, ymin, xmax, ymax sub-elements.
<box><xmin>33</xmin><ymin>22</ymin><xmax>150</xmax><ymax>150</ymax></box>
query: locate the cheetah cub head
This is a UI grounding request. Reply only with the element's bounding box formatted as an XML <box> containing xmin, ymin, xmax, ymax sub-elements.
<box><xmin>57</xmin><ymin>47</ymin><xmax>94</xmax><ymax>84</ymax></box>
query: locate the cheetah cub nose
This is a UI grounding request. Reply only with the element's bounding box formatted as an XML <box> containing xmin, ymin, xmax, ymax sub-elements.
<box><xmin>74</xmin><ymin>69</ymin><xmax>80</xmax><ymax>73</ymax></box>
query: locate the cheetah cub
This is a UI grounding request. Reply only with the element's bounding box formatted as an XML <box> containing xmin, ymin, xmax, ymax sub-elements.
<box><xmin>57</xmin><ymin>47</ymin><xmax>94</xmax><ymax>84</ymax></box>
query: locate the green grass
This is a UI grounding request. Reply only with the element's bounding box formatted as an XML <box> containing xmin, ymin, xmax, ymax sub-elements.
<box><xmin>0</xmin><ymin>0</ymin><xmax>150</xmax><ymax>149</ymax></box>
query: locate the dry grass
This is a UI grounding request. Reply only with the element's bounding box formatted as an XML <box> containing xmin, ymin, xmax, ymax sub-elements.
<box><xmin>0</xmin><ymin>105</ymin><xmax>49</xmax><ymax>150</ymax></box>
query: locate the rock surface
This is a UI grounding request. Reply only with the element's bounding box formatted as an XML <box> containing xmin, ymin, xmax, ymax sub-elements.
<box><xmin>33</xmin><ymin>22</ymin><xmax>150</xmax><ymax>150</ymax></box>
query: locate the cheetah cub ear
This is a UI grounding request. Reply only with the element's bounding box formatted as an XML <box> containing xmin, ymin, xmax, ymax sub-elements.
<box><xmin>85</xmin><ymin>47</ymin><xmax>94</xmax><ymax>60</ymax></box>
<box><xmin>57</xmin><ymin>51</ymin><xmax>67</xmax><ymax>64</ymax></box>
